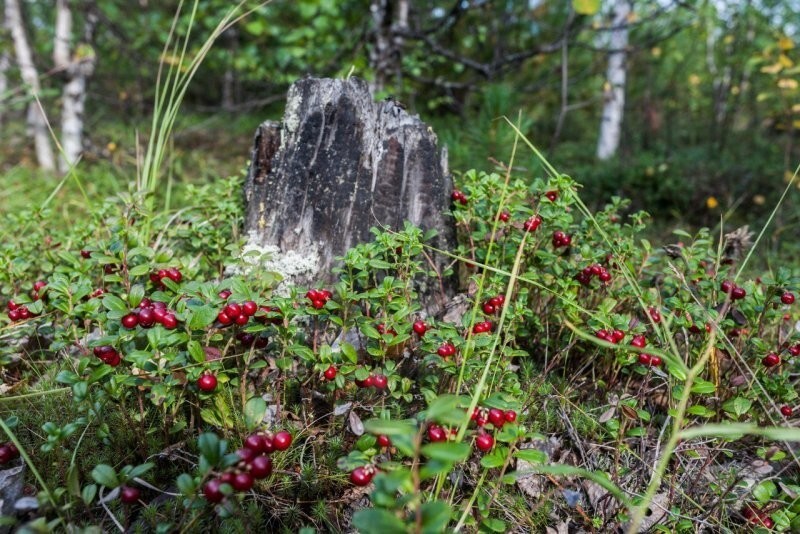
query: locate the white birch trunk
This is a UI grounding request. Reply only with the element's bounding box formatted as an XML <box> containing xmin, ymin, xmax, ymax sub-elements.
<box><xmin>596</xmin><ymin>0</ymin><xmax>631</xmax><ymax>161</ymax></box>
<box><xmin>55</xmin><ymin>0</ymin><xmax>97</xmax><ymax>173</ymax></box>
<box><xmin>0</xmin><ymin>47</ymin><xmax>8</xmax><ymax>130</ymax></box>
<box><xmin>6</xmin><ymin>0</ymin><xmax>56</xmax><ymax>171</ymax></box>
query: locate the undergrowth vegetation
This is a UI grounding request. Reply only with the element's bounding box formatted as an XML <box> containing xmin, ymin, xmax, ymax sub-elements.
<box><xmin>1</xmin><ymin>129</ymin><xmax>800</xmax><ymax>532</ymax></box>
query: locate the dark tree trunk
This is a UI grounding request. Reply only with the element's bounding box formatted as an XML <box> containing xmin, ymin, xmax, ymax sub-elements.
<box><xmin>244</xmin><ymin>77</ymin><xmax>456</xmax><ymax>311</ymax></box>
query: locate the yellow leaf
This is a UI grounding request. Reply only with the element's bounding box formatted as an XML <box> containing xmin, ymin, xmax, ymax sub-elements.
<box><xmin>779</xmin><ymin>36</ymin><xmax>795</xmax><ymax>51</ymax></box>
<box><xmin>651</xmin><ymin>47</ymin><xmax>662</xmax><ymax>58</ymax></box>
<box><xmin>777</xmin><ymin>78</ymin><xmax>799</xmax><ymax>90</ymax></box>
<box><xmin>779</xmin><ymin>54</ymin><xmax>794</xmax><ymax>68</ymax></box>
<box><xmin>688</xmin><ymin>74</ymin><xmax>701</xmax><ymax>86</ymax></box>
<box><xmin>761</xmin><ymin>62</ymin><xmax>784</xmax><ymax>74</ymax></box>
<box><xmin>572</xmin><ymin>0</ymin><xmax>600</xmax><ymax>16</ymax></box>
<box><xmin>706</xmin><ymin>197</ymin><xmax>719</xmax><ymax>209</ymax></box>
<box><xmin>791</xmin><ymin>103</ymin><xmax>800</xmax><ymax>113</ymax></box>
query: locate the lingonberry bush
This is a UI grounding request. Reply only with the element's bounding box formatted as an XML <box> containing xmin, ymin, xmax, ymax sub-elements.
<box><xmin>2</xmin><ymin>145</ymin><xmax>800</xmax><ymax>532</ymax></box>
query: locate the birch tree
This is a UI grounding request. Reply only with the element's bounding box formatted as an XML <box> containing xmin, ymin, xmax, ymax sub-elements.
<box><xmin>54</xmin><ymin>0</ymin><xmax>97</xmax><ymax>173</ymax></box>
<box><xmin>6</xmin><ymin>0</ymin><xmax>55</xmax><ymax>171</ymax></box>
<box><xmin>0</xmin><ymin>11</ymin><xmax>9</xmax><ymax>130</ymax></box>
<box><xmin>596</xmin><ymin>0</ymin><xmax>631</xmax><ymax>160</ymax></box>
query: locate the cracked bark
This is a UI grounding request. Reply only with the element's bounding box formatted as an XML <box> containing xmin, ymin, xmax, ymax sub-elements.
<box><xmin>244</xmin><ymin>77</ymin><xmax>456</xmax><ymax>311</ymax></box>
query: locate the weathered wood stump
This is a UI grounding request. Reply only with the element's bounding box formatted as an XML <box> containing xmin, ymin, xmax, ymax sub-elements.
<box><xmin>244</xmin><ymin>77</ymin><xmax>456</xmax><ymax>309</ymax></box>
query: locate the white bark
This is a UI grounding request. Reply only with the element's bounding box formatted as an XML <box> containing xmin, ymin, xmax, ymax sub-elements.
<box><xmin>6</xmin><ymin>0</ymin><xmax>56</xmax><ymax>171</ymax></box>
<box><xmin>56</xmin><ymin>0</ymin><xmax>97</xmax><ymax>173</ymax></box>
<box><xmin>0</xmin><ymin>42</ymin><xmax>8</xmax><ymax>130</ymax></box>
<box><xmin>596</xmin><ymin>0</ymin><xmax>631</xmax><ymax>160</ymax></box>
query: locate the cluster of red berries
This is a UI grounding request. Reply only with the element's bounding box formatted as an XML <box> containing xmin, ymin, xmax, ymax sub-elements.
<box><xmin>203</xmin><ymin>431</ymin><xmax>292</xmax><ymax>503</ymax></box>
<box><xmin>742</xmin><ymin>505</ymin><xmax>774</xmax><ymax>529</ymax></box>
<box><xmin>437</xmin><ymin>342</ymin><xmax>456</xmax><ymax>358</ymax></box>
<box><xmin>31</xmin><ymin>280</ymin><xmax>47</xmax><ymax>300</ymax></box>
<box><xmin>451</xmin><ymin>189</ymin><xmax>468</xmax><ymax>205</ymax></box>
<box><xmin>355</xmin><ymin>373</ymin><xmax>388</xmax><ymax>389</ymax></box>
<box><xmin>93</xmin><ymin>345</ymin><xmax>123</xmax><ymax>367</ymax></box>
<box><xmin>472</xmin><ymin>321</ymin><xmax>493</xmax><ymax>334</ymax></box>
<box><xmin>471</xmin><ymin>407</ymin><xmax>517</xmax><ymax>428</ymax></box>
<box><xmin>576</xmin><ymin>263</ymin><xmax>611</xmax><ymax>286</ymax></box>
<box><xmin>0</xmin><ymin>442</ymin><xmax>20</xmax><ymax>464</ymax></box>
<box><xmin>121</xmin><ymin>298</ymin><xmax>179</xmax><ymax>330</ymax></box>
<box><xmin>720</xmin><ymin>280</ymin><xmax>746</xmax><ymax>301</ymax></box>
<box><xmin>305</xmin><ymin>288</ymin><xmax>333</xmax><ymax>310</ymax></box>
<box><xmin>6</xmin><ymin>301</ymin><xmax>39</xmax><ymax>322</ymax></box>
<box><xmin>552</xmin><ymin>230</ymin><xmax>572</xmax><ymax>248</ymax></box>
<box><xmin>595</xmin><ymin>329</ymin><xmax>626</xmax><ymax>344</ymax></box>
<box><xmin>781</xmin><ymin>291</ymin><xmax>795</xmax><ymax>305</ymax></box>
<box><xmin>471</xmin><ymin>408</ymin><xmax>517</xmax><ymax>452</ymax></box>
<box><xmin>149</xmin><ymin>267</ymin><xmax>182</xmax><ymax>289</ymax></box>
<box><xmin>235</xmin><ymin>331</ymin><xmax>268</xmax><ymax>348</ymax></box>
<box><xmin>522</xmin><ymin>214</ymin><xmax>542</xmax><ymax>232</ymax></box>
<box><xmin>217</xmin><ymin>299</ymin><xmax>259</xmax><ymax>326</ymax></box>
<box><xmin>629</xmin><ymin>334</ymin><xmax>663</xmax><ymax>366</ymax></box>
<box><xmin>482</xmin><ymin>295</ymin><xmax>504</xmax><ymax>315</ymax></box>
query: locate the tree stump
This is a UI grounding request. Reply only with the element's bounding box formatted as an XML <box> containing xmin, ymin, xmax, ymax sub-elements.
<box><xmin>244</xmin><ymin>77</ymin><xmax>456</xmax><ymax>310</ymax></box>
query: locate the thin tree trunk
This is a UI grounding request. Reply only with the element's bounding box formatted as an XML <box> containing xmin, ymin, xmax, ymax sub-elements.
<box><xmin>6</xmin><ymin>0</ymin><xmax>56</xmax><ymax>171</ymax></box>
<box><xmin>0</xmin><ymin>44</ymin><xmax>8</xmax><ymax>131</ymax></box>
<box><xmin>55</xmin><ymin>0</ymin><xmax>97</xmax><ymax>173</ymax></box>
<box><xmin>596</xmin><ymin>0</ymin><xmax>631</xmax><ymax>160</ymax></box>
<box><xmin>369</xmin><ymin>0</ymin><xmax>408</xmax><ymax>95</ymax></box>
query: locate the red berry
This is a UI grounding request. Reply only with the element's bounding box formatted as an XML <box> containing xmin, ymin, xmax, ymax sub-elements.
<box><xmin>413</xmin><ymin>320</ymin><xmax>428</xmax><ymax>336</ymax></box>
<box><xmin>428</xmin><ymin>425</ymin><xmax>446</xmax><ymax>442</ymax></box>
<box><xmin>523</xmin><ymin>215</ymin><xmax>542</xmax><ymax>232</ymax></box>
<box><xmin>648</xmin><ymin>307</ymin><xmax>661</xmax><ymax>323</ymax></box>
<box><xmin>781</xmin><ymin>405</ymin><xmax>793</xmax><ymax>417</ymax></box>
<box><xmin>376</xmin><ymin>435</ymin><xmax>391</xmax><ymax>448</ymax></box>
<box><xmin>650</xmin><ymin>356</ymin><xmax>663</xmax><ymax>367</ymax></box>
<box><xmin>781</xmin><ymin>292</ymin><xmax>795</xmax><ymax>305</ymax></box>
<box><xmin>475</xmin><ymin>433</ymin><xmax>495</xmax><ymax>452</ymax></box>
<box><xmin>763</xmin><ymin>353</ymin><xmax>781</xmax><ymax>368</ymax></box>
<box><xmin>232</xmin><ymin>472</ymin><xmax>254</xmax><ymax>492</ymax></box>
<box><xmin>504</xmin><ymin>410</ymin><xmax>517</xmax><ymax>422</ymax></box>
<box><xmin>545</xmin><ymin>190</ymin><xmax>558</xmax><ymax>201</ymax></box>
<box><xmin>483</xmin><ymin>303</ymin><xmax>496</xmax><ymax>315</ymax></box>
<box><xmin>498</xmin><ymin>211</ymin><xmax>510</xmax><ymax>222</ymax></box>
<box><xmin>272</xmin><ymin>431</ymin><xmax>292</xmax><ymax>451</ymax></box>
<box><xmin>356</xmin><ymin>375</ymin><xmax>375</xmax><ymax>388</ymax></box>
<box><xmin>638</xmin><ymin>353</ymin><xmax>652</xmax><ymax>365</ymax></box>
<box><xmin>198</xmin><ymin>373</ymin><xmax>218</xmax><ymax>392</ymax></box>
<box><xmin>80</xmin><ymin>250</ymin><xmax>91</xmax><ymax>259</ymax></box>
<box><xmin>161</xmin><ymin>313</ymin><xmax>178</xmax><ymax>329</ymax></box>
<box><xmin>720</xmin><ymin>280</ymin><xmax>733</xmax><ymax>294</ymax></box>
<box><xmin>249</xmin><ymin>455</ymin><xmax>273</xmax><ymax>479</ymax></box>
<box><xmin>311</xmin><ymin>299</ymin><xmax>325</xmax><ymax>309</ymax></box>
<box><xmin>324</xmin><ymin>365</ymin><xmax>337</xmax><ymax>381</ymax></box>
<box><xmin>611</xmin><ymin>329</ymin><xmax>625</xmax><ymax>343</ymax></box>
<box><xmin>242</xmin><ymin>300</ymin><xmax>258</xmax><ymax>316</ymax></box>
<box><xmin>790</xmin><ymin>344</ymin><xmax>800</xmax><ymax>357</ymax></box>
<box><xmin>437</xmin><ymin>343</ymin><xmax>455</xmax><ymax>358</ymax></box>
<box><xmin>236</xmin><ymin>447</ymin><xmax>257</xmax><ymax>463</ymax></box>
<box><xmin>488</xmin><ymin>408</ymin><xmax>505</xmax><ymax>428</ymax></box>
<box><xmin>0</xmin><ymin>445</ymin><xmax>14</xmax><ymax>464</ymax></box>
<box><xmin>121</xmin><ymin>313</ymin><xmax>139</xmax><ymax>329</ymax></box>
<box><xmin>350</xmin><ymin>466</ymin><xmax>374</xmax><ymax>486</ymax></box>
<box><xmin>204</xmin><ymin>479</ymin><xmax>226</xmax><ymax>503</ymax></box>
<box><xmin>218</xmin><ymin>289</ymin><xmax>232</xmax><ymax>300</ymax></box>
<box><xmin>234</xmin><ymin>314</ymin><xmax>249</xmax><ymax>326</ymax></box>
<box><xmin>631</xmin><ymin>335</ymin><xmax>647</xmax><ymax>348</ymax></box>
<box><xmin>731</xmin><ymin>286</ymin><xmax>746</xmax><ymax>300</ymax></box>
<box><xmin>120</xmin><ymin>485</ymin><xmax>141</xmax><ymax>504</ymax></box>
<box><xmin>224</xmin><ymin>303</ymin><xmax>241</xmax><ymax>318</ymax></box>
<box><xmin>244</xmin><ymin>434</ymin><xmax>267</xmax><ymax>454</ymax></box>
<box><xmin>165</xmin><ymin>267</ymin><xmax>182</xmax><ymax>283</ymax></box>
<box><xmin>138</xmin><ymin>308</ymin><xmax>155</xmax><ymax>328</ymax></box>
<box><xmin>372</xmin><ymin>374</ymin><xmax>388</xmax><ymax>390</ymax></box>
<box><xmin>217</xmin><ymin>311</ymin><xmax>232</xmax><ymax>325</ymax></box>
<box><xmin>7</xmin><ymin>309</ymin><xmax>20</xmax><ymax>321</ymax></box>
